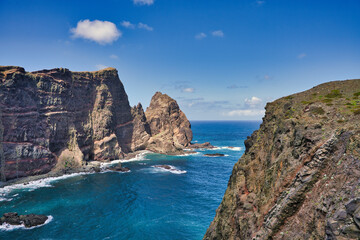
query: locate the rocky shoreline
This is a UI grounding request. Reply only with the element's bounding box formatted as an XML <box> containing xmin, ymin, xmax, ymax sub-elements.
<box><xmin>0</xmin><ymin>144</ymin><xmax>215</xmax><ymax>188</ymax></box>
<box><xmin>0</xmin><ymin>66</ymin><xmax>196</xmax><ymax>182</ymax></box>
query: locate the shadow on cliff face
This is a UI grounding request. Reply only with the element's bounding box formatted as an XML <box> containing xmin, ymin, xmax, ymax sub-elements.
<box><xmin>0</xmin><ymin>66</ymin><xmax>191</xmax><ymax>181</ymax></box>
<box><xmin>0</xmin><ymin>67</ymin><xmax>137</xmax><ymax>180</ymax></box>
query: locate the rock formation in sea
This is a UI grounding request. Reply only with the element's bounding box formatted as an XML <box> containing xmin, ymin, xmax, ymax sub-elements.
<box><xmin>204</xmin><ymin>79</ymin><xmax>360</xmax><ymax>239</ymax></box>
<box><xmin>145</xmin><ymin>92</ymin><xmax>193</xmax><ymax>154</ymax></box>
<box><xmin>0</xmin><ymin>212</ymin><xmax>49</xmax><ymax>228</ymax></box>
<box><xmin>0</xmin><ymin>66</ymin><xmax>192</xmax><ymax>181</ymax></box>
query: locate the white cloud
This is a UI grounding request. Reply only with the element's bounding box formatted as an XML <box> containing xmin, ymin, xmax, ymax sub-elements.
<box><xmin>95</xmin><ymin>64</ymin><xmax>109</xmax><ymax>70</ymax></box>
<box><xmin>298</xmin><ymin>53</ymin><xmax>307</xmax><ymax>59</ymax></box>
<box><xmin>182</xmin><ymin>88</ymin><xmax>195</xmax><ymax>93</ymax></box>
<box><xmin>138</xmin><ymin>22</ymin><xmax>153</xmax><ymax>31</ymax></box>
<box><xmin>110</xmin><ymin>54</ymin><xmax>118</xmax><ymax>59</ymax></box>
<box><xmin>71</xmin><ymin>20</ymin><xmax>121</xmax><ymax>45</ymax></box>
<box><xmin>133</xmin><ymin>0</ymin><xmax>154</xmax><ymax>5</ymax></box>
<box><xmin>121</xmin><ymin>21</ymin><xmax>135</xmax><ymax>29</ymax></box>
<box><xmin>195</xmin><ymin>32</ymin><xmax>207</xmax><ymax>40</ymax></box>
<box><xmin>226</xmin><ymin>109</ymin><xmax>265</xmax><ymax>117</ymax></box>
<box><xmin>212</xmin><ymin>30</ymin><xmax>224</xmax><ymax>37</ymax></box>
<box><xmin>256</xmin><ymin>1</ymin><xmax>265</xmax><ymax>6</ymax></box>
<box><xmin>245</xmin><ymin>96</ymin><xmax>263</xmax><ymax>108</ymax></box>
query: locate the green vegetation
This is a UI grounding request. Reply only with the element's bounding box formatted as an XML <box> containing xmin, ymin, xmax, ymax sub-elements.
<box><xmin>311</xmin><ymin>107</ymin><xmax>325</xmax><ymax>115</ymax></box>
<box><xmin>325</xmin><ymin>89</ymin><xmax>342</xmax><ymax>98</ymax></box>
<box><xmin>353</xmin><ymin>109</ymin><xmax>360</xmax><ymax>115</ymax></box>
<box><xmin>321</xmin><ymin>98</ymin><xmax>333</xmax><ymax>103</ymax></box>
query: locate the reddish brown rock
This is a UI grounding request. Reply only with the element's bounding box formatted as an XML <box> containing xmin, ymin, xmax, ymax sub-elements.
<box><xmin>0</xmin><ymin>66</ymin><xmax>194</xmax><ymax>181</ymax></box>
<box><xmin>145</xmin><ymin>92</ymin><xmax>193</xmax><ymax>154</ymax></box>
<box><xmin>130</xmin><ymin>103</ymin><xmax>151</xmax><ymax>151</ymax></box>
<box><xmin>204</xmin><ymin>79</ymin><xmax>360</xmax><ymax>240</ymax></box>
<box><xmin>0</xmin><ymin>66</ymin><xmax>133</xmax><ymax>180</ymax></box>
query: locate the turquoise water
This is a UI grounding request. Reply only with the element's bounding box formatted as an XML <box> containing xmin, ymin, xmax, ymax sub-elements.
<box><xmin>0</xmin><ymin>121</ymin><xmax>260</xmax><ymax>240</ymax></box>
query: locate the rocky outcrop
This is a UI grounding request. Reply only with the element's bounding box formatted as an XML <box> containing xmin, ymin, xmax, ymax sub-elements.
<box><xmin>0</xmin><ymin>66</ymin><xmax>193</xmax><ymax>181</ymax></box>
<box><xmin>145</xmin><ymin>92</ymin><xmax>193</xmax><ymax>154</ymax></box>
<box><xmin>107</xmin><ymin>163</ymin><xmax>130</xmax><ymax>172</ymax></box>
<box><xmin>204</xmin><ymin>79</ymin><xmax>360</xmax><ymax>240</ymax></box>
<box><xmin>0</xmin><ymin>212</ymin><xmax>49</xmax><ymax>228</ymax></box>
<box><xmin>130</xmin><ymin>103</ymin><xmax>151</xmax><ymax>151</ymax></box>
<box><xmin>189</xmin><ymin>142</ymin><xmax>215</xmax><ymax>149</ymax></box>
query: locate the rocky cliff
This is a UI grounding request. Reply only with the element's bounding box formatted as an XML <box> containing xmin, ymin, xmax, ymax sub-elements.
<box><xmin>0</xmin><ymin>66</ymin><xmax>192</xmax><ymax>181</ymax></box>
<box><xmin>145</xmin><ymin>92</ymin><xmax>193</xmax><ymax>154</ymax></box>
<box><xmin>204</xmin><ymin>79</ymin><xmax>360</xmax><ymax>240</ymax></box>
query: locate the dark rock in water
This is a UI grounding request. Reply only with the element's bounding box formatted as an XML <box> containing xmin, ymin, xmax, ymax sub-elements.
<box><xmin>20</xmin><ymin>214</ymin><xmax>48</xmax><ymax>228</ymax></box>
<box><xmin>0</xmin><ymin>212</ymin><xmax>48</xmax><ymax>227</ymax></box>
<box><xmin>108</xmin><ymin>163</ymin><xmax>130</xmax><ymax>172</ymax></box>
<box><xmin>189</xmin><ymin>142</ymin><xmax>214</xmax><ymax>149</ymax></box>
<box><xmin>204</xmin><ymin>153</ymin><xmax>225</xmax><ymax>157</ymax></box>
<box><xmin>92</xmin><ymin>166</ymin><xmax>101</xmax><ymax>173</ymax></box>
<box><xmin>154</xmin><ymin>165</ymin><xmax>172</xmax><ymax>170</ymax></box>
<box><xmin>1</xmin><ymin>212</ymin><xmax>21</xmax><ymax>225</ymax></box>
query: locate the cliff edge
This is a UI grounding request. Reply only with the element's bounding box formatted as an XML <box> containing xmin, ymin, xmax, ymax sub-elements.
<box><xmin>204</xmin><ymin>79</ymin><xmax>360</xmax><ymax>239</ymax></box>
<box><xmin>0</xmin><ymin>66</ymin><xmax>192</xmax><ymax>181</ymax></box>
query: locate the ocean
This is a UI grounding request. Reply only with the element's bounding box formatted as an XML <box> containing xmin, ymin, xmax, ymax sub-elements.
<box><xmin>0</xmin><ymin>121</ymin><xmax>261</xmax><ymax>240</ymax></box>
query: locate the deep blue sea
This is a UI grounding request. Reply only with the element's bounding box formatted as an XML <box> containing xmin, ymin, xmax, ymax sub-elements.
<box><xmin>0</xmin><ymin>121</ymin><xmax>260</xmax><ymax>240</ymax></box>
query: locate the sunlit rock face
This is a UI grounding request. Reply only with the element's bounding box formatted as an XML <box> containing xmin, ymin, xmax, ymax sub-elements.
<box><xmin>145</xmin><ymin>92</ymin><xmax>193</xmax><ymax>154</ymax></box>
<box><xmin>0</xmin><ymin>66</ymin><xmax>132</xmax><ymax>180</ymax></box>
<box><xmin>0</xmin><ymin>67</ymin><xmax>194</xmax><ymax>181</ymax></box>
<box><xmin>204</xmin><ymin>79</ymin><xmax>360</xmax><ymax>240</ymax></box>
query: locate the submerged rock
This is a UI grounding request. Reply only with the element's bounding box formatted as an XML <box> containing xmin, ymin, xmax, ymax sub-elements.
<box><xmin>188</xmin><ymin>142</ymin><xmax>215</xmax><ymax>149</ymax></box>
<box><xmin>204</xmin><ymin>153</ymin><xmax>225</xmax><ymax>157</ymax></box>
<box><xmin>0</xmin><ymin>212</ymin><xmax>48</xmax><ymax>228</ymax></box>
<box><xmin>153</xmin><ymin>165</ymin><xmax>172</xmax><ymax>170</ymax></box>
<box><xmin>107</xmin><ymin>163</ymin><xmax>130</xmax><ymax>172</ymax></box>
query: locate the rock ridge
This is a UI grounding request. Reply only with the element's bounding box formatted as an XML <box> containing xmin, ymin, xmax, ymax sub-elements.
<box><xmin>204</xmin><ymin>79</ymin><xmax>360</xmax><ymax>239</ymax></box>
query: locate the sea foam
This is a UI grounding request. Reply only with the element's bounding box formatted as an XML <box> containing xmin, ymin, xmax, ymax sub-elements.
<box><xmin>210</xmin><ymin>146</ymin><xmax>242</xmax><ymax>151</ymax></box>
<box><xmin>100</xmin><ymin>151</ymin><xmax>151</xmax><ymax>170</ymax></box>
<box><xmin>0</xmin><ymin>172</ymin><xmax>90</xmax><ymax>197</ymax></box>
<box><xmin>151</xmin><ymin>165</ymin><xmax>187</xmax><ymax>174</ymax></box>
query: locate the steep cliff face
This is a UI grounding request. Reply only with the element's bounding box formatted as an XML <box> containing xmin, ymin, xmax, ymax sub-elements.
<box><xmin>145</xmin><ymin>92</ymin><xmax>193</xmax><ymax>154</ymax></box>
<box><xmin>0</xmin><ymin>66</ymin><xmax>134</xmax><ymax>180</ymax></box>
<box><xmin>130</xmin><ymin>103</ymin><xmax>151</xmax><ymax>151</ymax></box>
<box><xmin>204</xmin><ymin>79</ymin><xmax>360</xmax><ymax>240</ymax></box>
<box><xmin>0</xmin><ymin>66</ymin><xmax>193</xmax><ymax>181</ymax></box>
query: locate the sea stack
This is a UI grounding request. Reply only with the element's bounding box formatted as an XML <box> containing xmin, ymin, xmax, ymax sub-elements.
<box><xmin>145</xmin><ymin>92</ymin><xmax>193</xmax><ymax>154</ymax></box>
<box><xmin>204</xmin><ymin>79</ymin><xmax>360</xmax><ymax>239</ymax></box>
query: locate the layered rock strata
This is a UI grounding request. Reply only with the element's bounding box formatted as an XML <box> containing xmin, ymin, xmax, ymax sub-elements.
<box><xmin>204</xmin><ymin>79</ymin><xmax>360</xmax><ymax>239</ymax></box>
<box><xmin>0</xmin><ymin>66</ymin><xmax>192</xmax><ymax>181</ymax></box>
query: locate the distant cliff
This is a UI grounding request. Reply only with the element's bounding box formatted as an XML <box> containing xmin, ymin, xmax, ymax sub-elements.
<box><xmin>204</xmin><ymin>79</ymin><xmax>360</xmax><ymax>239</ymax></box>
<box><xmin>0</xmin><ymin>66</ymin><xmax>192</xmax><ymax>181</ymax></box>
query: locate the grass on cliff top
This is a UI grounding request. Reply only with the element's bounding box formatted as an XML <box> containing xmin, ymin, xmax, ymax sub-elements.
<box><xmin>280</xmin><ymin>80</ymin><xmax>360</xmax><ymax>120</ymax></box>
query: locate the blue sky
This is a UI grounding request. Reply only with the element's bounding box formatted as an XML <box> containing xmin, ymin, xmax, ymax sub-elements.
<box><xmin>1</xmin><ymin>0</ymin><xmax>359</xmax><ymax>120</ymax></box>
